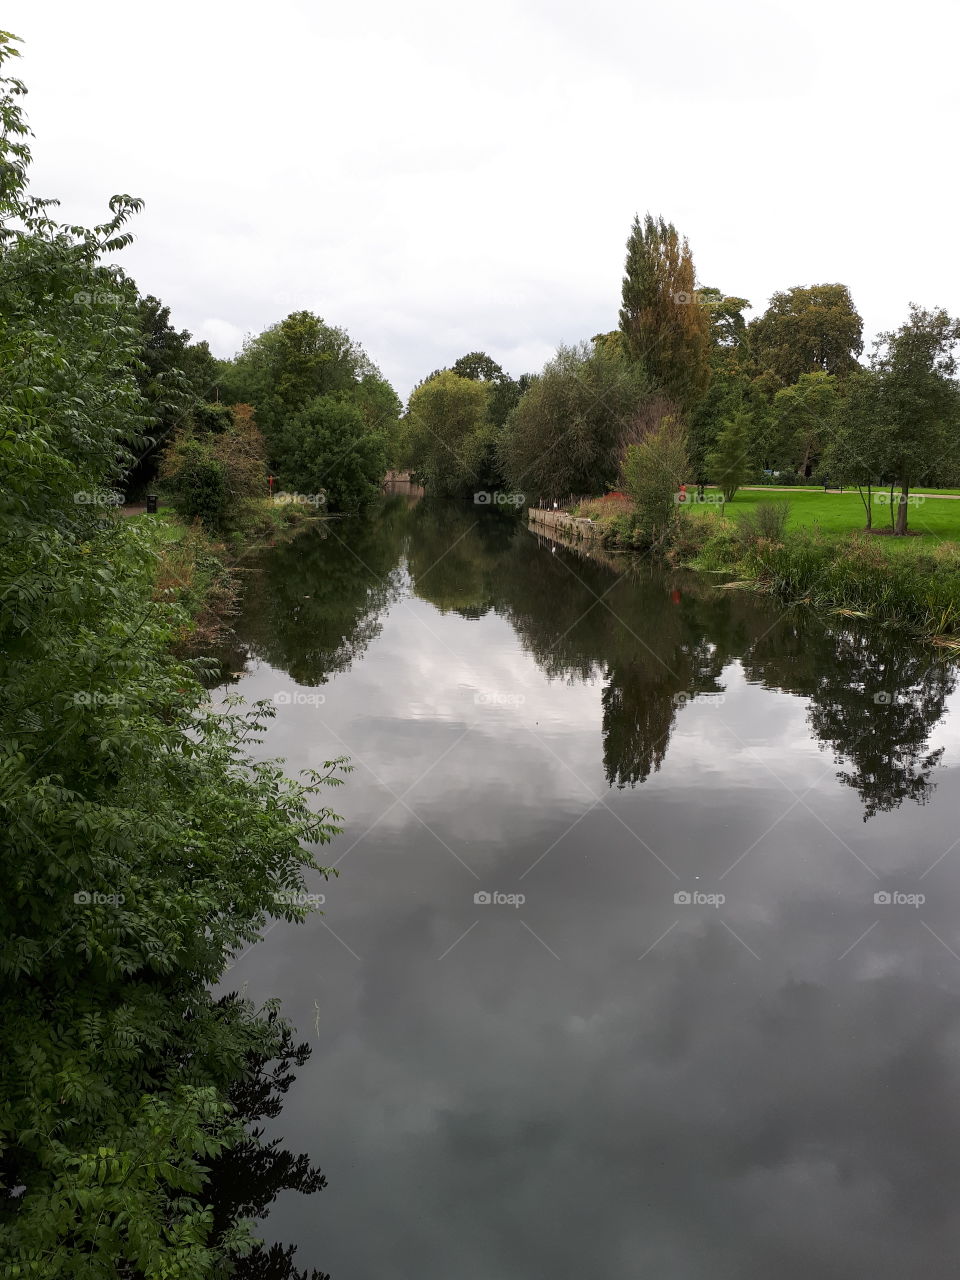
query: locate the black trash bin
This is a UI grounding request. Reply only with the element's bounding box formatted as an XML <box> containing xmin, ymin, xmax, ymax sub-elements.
<box><xmin>146</xmin><ymin>494</ymin><xmax>158</xmax><ymax>514</ymax></box>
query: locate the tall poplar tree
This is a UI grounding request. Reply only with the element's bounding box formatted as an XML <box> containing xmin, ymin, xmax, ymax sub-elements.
<box><xmin>618</xmin><ymin>213</ymin><xmax>711</xmax><ymax>411</ymax></box>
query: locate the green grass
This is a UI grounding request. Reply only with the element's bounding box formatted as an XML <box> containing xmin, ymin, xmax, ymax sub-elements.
<box><xmin>691</xmin><ymin>487</ymin><xmax>960</xmax><ymax>549</ymax></box>
<box><xmin>126</xmin><ymin>505</ymin><xmax>186</xmax><ymax>542</ymax></box>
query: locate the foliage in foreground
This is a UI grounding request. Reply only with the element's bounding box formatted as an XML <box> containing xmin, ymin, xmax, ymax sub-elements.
<box><xmin>0</xmin><ymin>32</ymin><xmax>338</xmax><ymax>1275</ymax></box>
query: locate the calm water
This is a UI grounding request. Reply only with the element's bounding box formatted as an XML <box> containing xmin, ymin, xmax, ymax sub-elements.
<box><xmin>218</xmin><ymin>495</ymin><xmax>960</xmax><ymax>1279</ymax></box>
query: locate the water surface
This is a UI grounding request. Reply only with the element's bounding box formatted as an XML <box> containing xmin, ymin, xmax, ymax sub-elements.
<box><xmin>219</xmin><ymin>496</ymin><xmax>960</xmax><ymax>1278</ymax></box>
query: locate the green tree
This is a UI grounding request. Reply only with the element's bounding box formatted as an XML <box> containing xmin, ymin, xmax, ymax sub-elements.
<box><xmin>772</xmin><ymin>370</ymin><xmax>839</xmax><ymax>476</ymax></box>
<box><xmin>405</xmin><ymin>370</ymin><xmax>491</xmax><ymax>496</ymax></box>
<box><xmin>748</xmin><ymin>283</ymin><xmax>864</xmax><ymax>385</ymax></box>
<box><xmin>451</xmin><ymin>351</ymin><xmax>504</xmax><ymax>382</ymax></box>
<box><xmin>819</xmin><ymin>371</ymin><xmax>886</xmax><ymax>529</ymax></box>
<box><xmin>706</xmin><ymin>410</ymin><xmax>753</xmax><ymax>501</ymax></box>
<box><xmin>450</xmin><ymin>350</ymin><xmax>527</xmax><ymax>430</ymax></box>
<box><xmin>687</xmin><ymin>288</ymin><xmax>752</xmax><ymax>479</ymax></box>
<box><xmin>618</xmin><ymin>213</ymin><xmax>711</xmax><ymax>409</ymax></box>
<box><xmin>124</xmin><ymin>296</ymin><xmax>223</xmax><ymax>496</ymax></box>
<box><xmin>225</xmin><ymin>310</ymin><xmax>399</xmax><ymax>459</ymax></box>
<box><xmin>621</xmin><ymin>415</ymin><xmax>690</xmax><ymax>546</ymax></box>
<box><xmin>0</xmin><ymin>33</ymin><xmax>339</xmax><ymax>1273</ymax></box>
<box><xmin>499</xmin><ymin>342</ymin><xmax>650</xmax><ymax>500</ymax></box>
<box><xmin>871</xmin><ymin>305</ymin><xmax>960</xmax><ymax>534</ymax></box>
<box><xmin>278</xmin><ymin>395</ymin><xmax>387</xmax><ymax>511</ymax></box>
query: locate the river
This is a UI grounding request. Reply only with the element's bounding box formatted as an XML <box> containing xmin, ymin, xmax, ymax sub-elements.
<box><xmin>216</xmin><ymin>493</ymin><xmax>960</xmax><ymax>1278</ymax></box>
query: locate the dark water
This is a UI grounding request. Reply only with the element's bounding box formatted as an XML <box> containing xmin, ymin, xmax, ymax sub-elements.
<box><xmin>218</xmin><ymin>495</ymin><xmax>960</xmax><ymax>1279</ymax></box>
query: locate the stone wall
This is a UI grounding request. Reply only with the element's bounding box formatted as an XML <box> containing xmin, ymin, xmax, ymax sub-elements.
<box><xmin>528</xmin><ymin>508</ymin><xmax>602</xmax><ymax>540</ymax></box>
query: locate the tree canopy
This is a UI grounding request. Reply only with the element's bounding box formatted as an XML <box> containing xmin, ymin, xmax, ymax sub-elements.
<box><xmin>618</xmin><ymin>213</ymin><xmax>712</xmax><ymax>409</ymax></box>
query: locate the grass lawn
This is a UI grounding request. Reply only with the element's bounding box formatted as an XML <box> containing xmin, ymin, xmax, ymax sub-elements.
<box><xmin>690</xmin><ymin>488</ymin><xmax>960</xmax><ymax>548</ymax></box>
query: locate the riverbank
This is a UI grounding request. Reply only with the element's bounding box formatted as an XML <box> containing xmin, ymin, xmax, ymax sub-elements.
<box><xmin>127</xmin><ymin>497</ymin><xmax>328</xmax><ymax>652</ymax></box>
<box><xmin>530</xmin><ymin>504</ymin><xmax>960</xmax><ymax>645</ymax></box>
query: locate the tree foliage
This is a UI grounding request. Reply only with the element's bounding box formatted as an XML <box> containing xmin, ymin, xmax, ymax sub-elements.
<box><xmin>871</xmin><ymin>305</ymin><xmax>960</xmax><ymax>533</ymax></box>
<box><xmin>621</xmin><ymin>415</ymin><xmax>690</xmax><ymax>546</ymax></box>
<box><xmin>819</xmin><ymin>371</ymin><xmax>885</xmax><ymax>528</ymax></box>
<box><xmin>706</xmin><ymin>410</ymin><xmax>753</xmax><ymax>501</ymax></box>
<box><xmin>223</xmin><ymin>310</ymin><xmax>401</xmax><ymax>471</ymax></box>
<box><xmin>772</xmin><ymin>371</ymin><xmax>839</xmax><ymax>476</ymax></box>
<box><xmin>687</xmin><ymin>287</ymin><xmax>752</xmax><ymax>479</ymax></box>
<box><xmin>405</xmin><ymin>370</ymin><xmax>493</xmax><ymax>496</ymax></box>
<box><xmin>0</xmin><ymin>33</ymin><xmax>337</xmax><ymax>1274</ymax></box>
<box><xmin>748</xmin><ymin>283</ymin><xmax>864</xmax><ymax>385</ymax></box>
<box><xmin>499</xmin><ymin>341</ymin><xmax>650</xmax><ymax>500</ymax></box>
<box><xmin>618</xmin><ymin>213</ymin><xmax>711</xmax><ymax>409</ymax></box>
<box><xmin>277</xmin><ymin>395</ymin><xmax>387</xmax><ymax>511</ymax></box>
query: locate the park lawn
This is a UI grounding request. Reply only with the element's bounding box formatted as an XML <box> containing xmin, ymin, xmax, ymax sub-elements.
<box><xmin>690</xmin><ymin>487</ymin><xmax>960</xmax><ymax>548</ymax></box>
<box><xmin>739</xmin><ymin>484</ymin><xmax>960</xmax><ymax>497</ymax></box>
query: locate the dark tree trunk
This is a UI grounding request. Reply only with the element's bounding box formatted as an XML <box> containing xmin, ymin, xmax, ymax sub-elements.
<box><xmin>858</xmin><ymin>483</ymin><xmax>872</xmax><ymax>530</ymax></box>
<box><xmin>894</xmin><ymin>483</ymin><xmax>909</xmax><ymax>536</ymax></box>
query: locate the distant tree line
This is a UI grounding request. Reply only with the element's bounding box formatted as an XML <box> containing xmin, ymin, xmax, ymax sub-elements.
<box><xmin>118</xmin><ymin>302</ymin><xmax>404</xmax><ymax>517</ymax></box>
<box><xmin>399</xmin><ymin>214</ymin><xmax>960</xmax><ymax>537</ymax></box>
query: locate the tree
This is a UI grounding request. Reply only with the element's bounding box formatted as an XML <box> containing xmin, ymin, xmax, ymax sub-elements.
<box><xmin>123</xmin><ymin>295</ymin><xmax>224</xmax><ymax>496</ymax></box>
<box><xmin>451</xmin><ymin>351</ymin><xmax>505</xmax><ymax>382</ymax></box>
<box><xmin>687</xmin><ymin>288</ymin><xmax>752</xmax><ymax>480</ymax></box>
<box><xmin>819</xmin><ymin>371</ymin><xmax>886</xmax><ymax>529</ymax></box>
<box><xmin>618</xmin><ymin>213</ymin><xmax>711</xmax><ymax>409</ymax></box>
<box><xmin>405</xmin><ymin>370</ymin><xmax>492</xmax><ymax>496</ymax></box>
<box><xmin>871</xmin><ymin>305</ymin><xmax>960</xmax><ymax>534</ymax></box>
<box><xmin>621</xmin><ymin>415</ymin><xmax>690</xmax><ymax>546</ymax></box>
<box><xmin>449</xmin><ymin>350</ymin><xmax>528</xmax><ymax>429</ymax></box>
<box><xmin>499</xmin><ymin>342</ymin><xmax>650</xmax><ymax>500</ymax></box>
<box><xmin>706</xmin><ymin>410</ymin><xmax>753</xmax><ymax>501</ymax></box>
<box><xmin>772</xmin><ymin>371</ymin><xmax>839</xmax><ymax>476</ymax></box>
<box><xmin>0</xmin><ymin>34</ymin><xmax>340</xmax><ymax>1273</ymax></box>
<box><xmin>224</xmin><ymin>311</ymin><xmax>399</xmax><ymax>462</ymax></box>
<box><xmin>748</xmin><ymin>283</ymin><xmax>863</xmax><ymax>385</ymax></box>
<box><xmin>278</xmin><ymin>395</ymin><xmax>387</xmax><ymax>511</ymax></box>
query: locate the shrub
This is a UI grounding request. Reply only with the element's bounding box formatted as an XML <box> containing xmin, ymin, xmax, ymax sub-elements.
<box><xmin>621</xmin><ymin>415</ymin><xmax>689</xmax><ymax>547</ymax></box>
<box><xmin>161</xmin><ymin>433</ymin><xmax>229</xmax><ymax>525</ymax></box>
<box><xmin>278</xmin><ymin>394</ymin><xmax>387</xmax><ymax>511</ymax></box>
<box><xmin>736</xmin><ymin>501</ymin><xmax>791</xmax><ymax>545</ymax></box>
<box><xmin>669</xmin><ymin>507</ymin><xmax>726</xmax><ymax>562</ymax></box>
<box><xmin>706</xmin><ymin>410</ymin><xmax>753</xmax><ymax>500</ymax></box>
<box><xmin>161</xmin><ymin>403</ymin><xmax>269</xmax><ymax>529</ymax></box>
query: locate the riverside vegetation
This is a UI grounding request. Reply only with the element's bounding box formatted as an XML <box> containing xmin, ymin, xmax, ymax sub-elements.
<box><xmin>4</xmin><ymin>16</ymin><xmax>960</xmax><ymax>1275</ymax></box>
<box><xmin>0</xmin><ymin>33</ymin><xmax>343</xmax><ymax>1278</ymax></box>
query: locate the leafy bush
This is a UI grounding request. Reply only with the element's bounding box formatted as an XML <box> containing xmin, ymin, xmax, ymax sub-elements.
<box><xmin>162</xmin><ymin>432</ymin><xmax>229</xmax><ymax>524</ymax></box>
<box><xmin>161</xmin><ymin>402</ymin><xmax>268</xmax><ymax>529</ymax></box>
<box><xmin>621</xmin><ymin>415</ymin><xmax>689</xmax><ymax>547</ymax></box>
<box><xmin>669</xmin><ymin>507</ymin><xmax>726</xmax><ymax>562</ymax></box>
<box><xmin>754</xmin><ymin>470</ymin><xmax>801</xmax><ymax>486</ymax></box>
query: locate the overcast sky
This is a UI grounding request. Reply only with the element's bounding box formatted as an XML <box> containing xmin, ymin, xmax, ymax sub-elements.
<box><xmin>7</xmin><ymin>0</ymin><xmax>958</xmax><ymax>399</ymax></box>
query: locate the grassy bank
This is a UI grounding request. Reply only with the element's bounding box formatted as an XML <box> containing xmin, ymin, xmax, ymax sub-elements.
<box><xmin>127</xmin><ymin>497</ymin><xmax>323</xmax><ymax>652</ymax></box>
<box><xmin>571</xmin><ymin>495</ymin><xmax>960</xmax><ymax>642</ymax></box>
